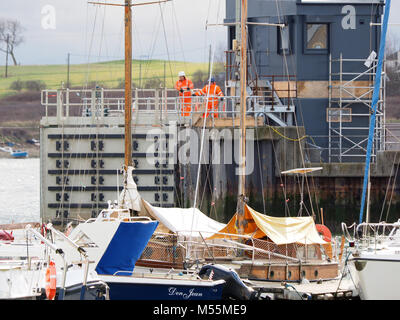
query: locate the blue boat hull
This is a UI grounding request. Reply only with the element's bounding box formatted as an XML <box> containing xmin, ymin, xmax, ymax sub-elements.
<box><xmin>105</xmin><ymin>281</ymin><xmax>224</xmax><ymax>300</ymax></box>
<box><xmin>12</xmin><ymin>152</ymin><xmax>28</xmax><ymax>158</ymax></box>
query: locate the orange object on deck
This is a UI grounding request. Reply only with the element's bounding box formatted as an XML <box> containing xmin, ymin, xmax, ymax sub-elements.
<box><xmin>322</xmin><ymin>243</ymin><xmax>333</xmax><ymax>260</ymax></box>
<box><xmin>315</xmin><ymin>224</ymin><xmax>332</xmax><ymax>242</ymax></box>
<box><xmin>45</xmin><ymin>261</ymin><xmax>57</xmax><ymax>300</ymax></box>
<box><xmin>338</xmin><ymin>235</ymin><xmax>346</xmax><ymax>261</ymax></box>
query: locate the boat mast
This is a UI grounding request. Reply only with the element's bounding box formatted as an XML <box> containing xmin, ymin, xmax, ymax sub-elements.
<box><xmin>124</xmin><ymin>0</ymin><xmax>133</xmax><ymax>170</ymax></box>
<box><xmin>236</xmin><ymin>0</ymin><xmax>248</xmax><ymax>234</ymax></box>
<box><xmin>122</xmin><ymin>0</ymin><xmax>171</xmax><ymax>168</ymax></box>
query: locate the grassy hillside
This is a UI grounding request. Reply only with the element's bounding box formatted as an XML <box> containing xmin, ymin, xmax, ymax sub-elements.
<box><xmin>0</xmin><ymin>59</ymin><xmax>217</xmax><ymax>156</ymax></box>
<box><xmin>0</xmin><ymin>59</ymin><xmax>210</xmax><ymax>98</ymax></box>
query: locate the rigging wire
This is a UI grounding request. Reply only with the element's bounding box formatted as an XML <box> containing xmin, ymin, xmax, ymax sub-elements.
<box><xmin>379</xmin><ymin>151</ymin><xmax>398</xmax><ymax>222</ymax></box>
<box><xmin>199</xmin><ymin>152</ymin><xmax>217</xmax><ymax>219</ymax></box>
<box><xmin>73</xmin><ymin>2</ymin><xmax>103</xmax><ymax>221</ymax></box>
<box><xmin>243</xmin><ymin>32</ymin><xmax>269</xmax><ymax>215</ymax></box>
<box><xmin>274</xmin><ymin>0</ymin><xmax>319</xmax><ymax>219</ymax></box>
<box><xmin>98</xmin><ymin>3</ymin><xmax>123</xmax><ymax>87</ymax></box>
<box><xmin>132</xmin><ymin>6</ymin><xmax>147</xmax><ymax>86</ymax></box>
<box><xmin>385</xmin><ymin>159</ymin><xmax>399</xmax><ymax>222</ymax></box>
<box><xmin>171</xmin><ymin>1</ymin><xmax>188</xmax><ymax>71</ymax></box>
<box><xmin>245</xmin><ymin>18</ymin><xmax>292</xmax><ymax>216</ymax></box>
<box><xmin>203</xmin><ymin>0</ymin><xmax>213</xmax><ymax>64</ymax></box>
<box><xmin>94</xmin><ymin>3</ymin><xmax>109</xmax><ymax>215</ymax></box>
<box><xmin>196</xmin><ymin>0</ymin><xmax>225</xmax><ymax>216</ymax></box>
<box><xmin>157</xmin><ymin>2</ymin><xmax>184</xmax><ymax>209</ymax></box>
<box><xmin>67</xmin><ymin>47</ymin><xmax>207</xmax><ymax>60</ymax></box>
<box><xmin>189</xmin><ymin>0</ymin><xmax>223</xmax><ymax>254</ymax></box>
<box><xmin>255</xmin><ymin>125</ymin><xmax>267</xmax><ymax>215</ymax></box>
<box><xmin>57</xmin><ymin>1</ymin><xmax>98</xmax><ymax>223</ymax></box>
<box><xmin>84</xmin><ymin>4</ymin><xmax>100</xmax><ymax>88</ymax></box>
<box><xmin>95</xmin><ymin>2</ymin><xmax>108</xmax><ymax>84</ymax></box>
<box><xmin>242</xmin><ymin>15</ymin><xmax>290</xmax><ymax>216</ymax></box>
<box><xmin>158</xmin><ymin>2</ymin><xmax>175</xmax><ymax>87</ymax></box>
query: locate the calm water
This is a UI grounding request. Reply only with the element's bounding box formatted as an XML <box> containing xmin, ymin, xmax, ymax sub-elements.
<box><xmin>0</xmin><ymin>159</ymin><xmax>40</xmax><ymax>224</ymax></box>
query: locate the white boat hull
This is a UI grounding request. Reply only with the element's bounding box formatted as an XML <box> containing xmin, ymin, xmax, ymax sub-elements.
<box><xmin>351</xmin><ymin>256</ymin><xmax>400</xmax><ymax>300</ymax></box>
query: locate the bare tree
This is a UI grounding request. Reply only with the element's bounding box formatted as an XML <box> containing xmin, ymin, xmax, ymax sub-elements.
<box><xmin>0</xmin><ymin>19</ymin><xmax>25</xmax><ymax>66</ymax></box>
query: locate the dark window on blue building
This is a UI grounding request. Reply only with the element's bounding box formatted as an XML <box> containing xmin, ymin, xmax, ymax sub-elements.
<box><xmin>305</xmin><ymin>23</ymin><xmax>329</xmax><ymax>53</ymax></box>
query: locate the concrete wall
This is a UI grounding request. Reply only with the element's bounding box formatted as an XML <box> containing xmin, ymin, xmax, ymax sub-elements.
<box><xmin>187</xmin><ymin>125</ymin><xmax>400</xmax><ymax>233</ymax></box>
<box><xmin>40</xmin><ymin>122</ymin><xmax>176</xmax><ymax>226</ymax></box>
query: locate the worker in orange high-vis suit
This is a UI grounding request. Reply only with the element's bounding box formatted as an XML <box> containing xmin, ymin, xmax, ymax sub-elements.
<box><xmin>193</xmin><ymin>77</ymin><xmax>224</xmax><ymax>118</ymax></box>
<box><xmin>175</xmin><ymin>71</ymin><xmax>194</xmax><ymax>116</ymax></box>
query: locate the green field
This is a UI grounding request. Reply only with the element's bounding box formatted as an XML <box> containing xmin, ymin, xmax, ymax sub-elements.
<box><xmin>0</xmin><ymin>59</ymin><xmax>211</xmax><ymax>98</ymax></box>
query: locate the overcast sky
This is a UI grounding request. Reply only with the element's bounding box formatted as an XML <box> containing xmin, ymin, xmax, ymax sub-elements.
<box><xmin>0</xmin><ymin>0</ymin><xmax>227</xmax><ymax>65</ymax></box>
<box><xmin>0</xmin><ymin>0</ymin><xmax>399</xmax><ymax>66</ymax></box>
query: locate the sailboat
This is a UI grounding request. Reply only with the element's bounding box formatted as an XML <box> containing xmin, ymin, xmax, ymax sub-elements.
<box><xmin>121</xmin><ymin>0</ymin><xmax>341</xmax><ymax>284</ymax></box>
<box><xmin>0</xmin><ymin>0</ymin><xmax>340</xmax><ymax>299</ymax></box>
<box><xmin>44</xmin><ymin>203</ymin><xmax>227</xmax><ymax>300</ymax></box>
<box><xmin>37</xmin><ymin>0</ymin><xmax>257</xmax><ymax>301</ymax></box>
<box><xmin>341</xmin><ymin>0</ymin><xmax>400</xmax><ymax>300</ymax></box>
<box><xmin>0</xmin><ymin>146</ymin><xmax>28</xmax><ymax>158</ymax></box>
<box><xmin>195</xmin><ymin>0</ymin><xmax>339</xmax><ymax>283</ymax></box>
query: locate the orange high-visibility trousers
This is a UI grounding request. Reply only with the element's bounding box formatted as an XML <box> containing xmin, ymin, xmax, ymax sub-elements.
<box><xmin>204</xmin><ymin>98</ymin><xmax>220</xmax><ymax>118</ymax></box>
<box><xmin>178</xmin><ymin>94</ymin><xmax>193</xmax><ymax>116</ymax></box>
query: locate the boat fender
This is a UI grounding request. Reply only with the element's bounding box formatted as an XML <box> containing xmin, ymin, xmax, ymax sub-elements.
<box><xmin>316</xmin><ymin>224</ymin><xmax>332</xmax><ymax>242</ymax></box>
<box><xmin>45</xmin><ymin>261</ymin><xmax>57</xmax><ymax>300</ymax></box>
<box><xmin>0</xmin><ymin>230</ymin><xmax>14</xmax><ymax>241</ymax></box>
<box><xmin>40</xmin><ymin>224</ymin><xmax>48</xmax><ymax>245</ymax></box>
<box><xmin>41</xmin><ymin>223</ymin><xmax>47</xmax><ymax>237</ymax></box>
<box><xmin>354</xmin><ymin>260</ymin><xmax>367</xmax><ymax>271</ymax></box>
<box><xmin>198</xmin><ymin>264</ymin><xmax>257</xmax><ymax>300</ymax></box>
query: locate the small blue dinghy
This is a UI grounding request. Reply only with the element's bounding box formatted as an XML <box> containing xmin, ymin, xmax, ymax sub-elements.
<box><xmin>11</xmin><ymin>150</ymin><xmax>28</xmax><ymax>158</ymax></box>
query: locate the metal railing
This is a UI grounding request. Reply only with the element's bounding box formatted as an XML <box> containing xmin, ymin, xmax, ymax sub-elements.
<box><xmin>137</xmin><ymin>230</ymin><xmax>333</xmax><ymax>269</ymax></box>
<box><xmin>342</xmin><ymin>221</ymin><xmax>400</xmax><ymax>252</ymax></box>
<box><xmin>225</xmin><ymin>50</ymin><xmax>297</xmax><ymax>100</ymax></box>
<box><xmin>25</xmin><ymin>224</ymin><xmax>109</xmax><ymax>300</ymax></box>
<box><xmin>40</xmin><ymin>88</ymin><xmax>296</xmax><ymax>127</ymax></box>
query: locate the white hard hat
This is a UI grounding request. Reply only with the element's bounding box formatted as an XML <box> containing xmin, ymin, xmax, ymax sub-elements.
<box><xmin>178</xmin><ymin>71</ymin><xmax>186</xmax><ymax>77</ymax></box>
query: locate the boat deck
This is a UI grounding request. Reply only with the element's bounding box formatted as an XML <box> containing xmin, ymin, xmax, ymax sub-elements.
<box><xmin>249</xmin><ymin>278</ymin><xmax>357</xmax><ymax>300</ymax></box>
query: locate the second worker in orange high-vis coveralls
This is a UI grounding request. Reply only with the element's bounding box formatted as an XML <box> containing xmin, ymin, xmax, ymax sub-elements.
<box><xmin>175</xmin><ymin>71</ymin><xmax>194</xmax><ymax>117</ymax></box>
<box><xmin>193</xmin><ymin>77</ymin><xmax>224</xmax><ymax>118</ymax></box>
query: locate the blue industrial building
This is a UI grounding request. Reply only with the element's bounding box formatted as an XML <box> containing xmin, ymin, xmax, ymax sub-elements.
<box><xmin>225</xmin><ymin>0</ymin><xmax>385</xmax><ymax>162</ymax></box>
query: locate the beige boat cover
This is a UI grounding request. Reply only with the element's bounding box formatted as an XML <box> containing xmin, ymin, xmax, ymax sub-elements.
<box><xmin>208</xmin><ymin>205</ymin><xmax>326</xmax><ymax>245</ymax></box>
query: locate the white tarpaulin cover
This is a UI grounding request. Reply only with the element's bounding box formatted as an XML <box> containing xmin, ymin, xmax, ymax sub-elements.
<box><xmin>119</xmin><ymin>166</ymin><xmax>141</xmax><ymax>212</ymax></box>
<box><xmin>142</xmin><ymin>200</ymin><xmax>226</xmax><ymax>237</ymax></box>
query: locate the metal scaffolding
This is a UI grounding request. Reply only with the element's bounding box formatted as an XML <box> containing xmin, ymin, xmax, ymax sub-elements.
<box><xmin>328</xmin><ymin>54</ymin><xmax>386</xmax><ymax>163</ymax></box>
